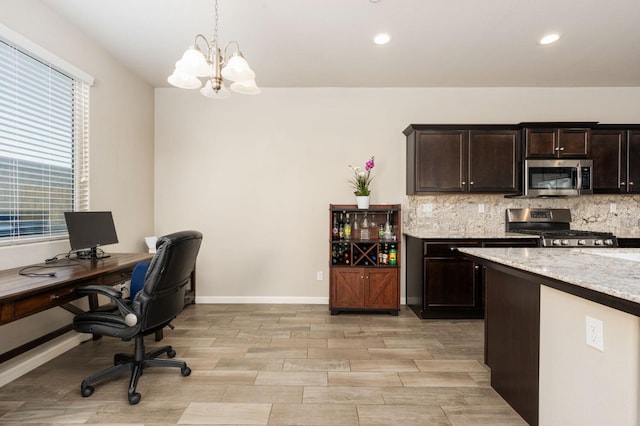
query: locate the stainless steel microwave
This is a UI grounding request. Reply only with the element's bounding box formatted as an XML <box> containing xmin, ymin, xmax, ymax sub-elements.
<box><xmin>524</xmin><ymin>159</ymin><xmax>593</xmax><ymax>197</ymax></box>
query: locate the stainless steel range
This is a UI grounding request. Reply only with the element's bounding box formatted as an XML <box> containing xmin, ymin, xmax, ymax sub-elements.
<box><xmin>506</xmin><ymin>208</ymin><xmax>618</xmax><ymax>247</ymax></box>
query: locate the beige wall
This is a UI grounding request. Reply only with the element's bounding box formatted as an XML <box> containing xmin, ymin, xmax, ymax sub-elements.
<box><xmin>155</xmin><ymin>87</ymin><xmax>640</xmax><ymax>303</ymax></box>
<box><xmin>540</xmin><ymin>286</ymin><xmax>640</xmax><ymax>425</ymax></box>
<box><xmin>0</xmin><ymin>0</ymin><xmax>154</xmax><ymax>355</ymax></box>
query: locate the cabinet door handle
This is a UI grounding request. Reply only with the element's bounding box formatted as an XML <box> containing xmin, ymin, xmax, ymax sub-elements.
<box><xmin>554</xmin><ymin>147</ymin><xmax>560</xmax><ymax>151</ymax></box>
<box><xmin>621</xmin><ymin>182</ymin><xmax>626</xmax><ymax>185</ymax></box>
<box><xmin>559</xmin><ymin>146</ymin><xmax>565</xmax><ymax>151</ymax></box>
<box><xmin>461</xmin><ymin>181</ymin><xmax>466</xmax><ymax>185</ymax></box>
<box><xmin>474</xmin><ymin>265</ymin><xmax>480</xmax><ymax>270</ymax></box>
<box><xmin>630</xmin><ymin>182</ymin><xmax>635</xmax><ymax>186</ymax></box>
<box><xmin>469</xmin><ymin>181</ymin><xmax>474</xmax><ymax>185</ymax></box>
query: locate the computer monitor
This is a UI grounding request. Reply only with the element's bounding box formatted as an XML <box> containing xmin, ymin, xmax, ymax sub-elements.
<box><xmin>64</xmin><ymin>211</ymin><xmax>119</xmax><ymax>259</ymax></box>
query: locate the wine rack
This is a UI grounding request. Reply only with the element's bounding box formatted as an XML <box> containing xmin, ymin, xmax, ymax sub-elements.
<box><xmin>329</xmin><ymin>204</ymin><xmax>401</xmax><ymax>315</ymax></box>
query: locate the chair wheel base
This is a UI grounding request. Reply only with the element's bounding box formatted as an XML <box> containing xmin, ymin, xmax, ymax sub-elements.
<box><xmin>128</xmin><ymin>392</ymin><xmax>141</xmax><ymax>404</ymax></box>
<box><xmin>181</xmin><ymin>366</ymin><xmax>191</xmax><ymax>376</ymax></box>
<box><xmin>81</xmin><ymin>385</ymin><xmax>94</xmax><ymax>397</ymax></box>
<box><xmin>167</xmin><ymin>349</ymin><xmax>176</xmax><ymax>358</ymax></box>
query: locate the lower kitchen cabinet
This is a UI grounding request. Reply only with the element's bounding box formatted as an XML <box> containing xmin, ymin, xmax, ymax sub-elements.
<box><xmin>406</xmin><ymin>236</ymin><xmax>538</xmax><ymax>319</ymax></box>
<box><xmin>618</xmin><ymin>238</ymin><xmax>640</xmax><ymax>248</ymax></box>
<box><xmin>330</xmin><ymin>268</ymin><xmax>399</xmax><ymax>315</ymax></box>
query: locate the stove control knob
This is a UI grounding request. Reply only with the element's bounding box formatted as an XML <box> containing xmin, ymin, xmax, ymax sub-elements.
<box><xmin>594</xmin><ymin>240</ymin><xmax>603</xmax><ymax>245</ymax></box>
<box><xmin>552</xmin><ymin>239</ymin><xmax>562</xmax><ymax>246</ymax></box>
<box><xmin>577</xmin><ymin>239</ymin><xmax>587</xmax><ymax>245</ymax></box>
<box><xmin>604</xmin><ymin>239</ymin><xmax>614</xmax><ymax>246</ymax></box>
<box><xmin>561</xmin><ymin>239</ymin><xmax>570</xmax><ymax>246</ymax></box>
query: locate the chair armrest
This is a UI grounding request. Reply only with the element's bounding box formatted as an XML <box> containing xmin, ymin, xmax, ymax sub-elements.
<box><xmin>76</xmin><ymin>284</ymin><xmax>123</xmax><ymax>299</ymax></box>
<box><xmin>76</xmin><ymin>285</ymin><xmax>138</xmax><ymax>326</ymax></box>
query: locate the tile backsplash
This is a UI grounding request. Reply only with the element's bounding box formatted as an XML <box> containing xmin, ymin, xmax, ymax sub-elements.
<box><xmin>403</xmin><ymin>194</ymin><xmax>640</xmax><ymax>238</ymax></box>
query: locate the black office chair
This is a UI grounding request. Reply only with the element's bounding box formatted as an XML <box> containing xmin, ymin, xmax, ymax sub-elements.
<box><xmin>73</xmin><ymin>230</ymin><xmax>203</xmax><ymax>404</ymax></box>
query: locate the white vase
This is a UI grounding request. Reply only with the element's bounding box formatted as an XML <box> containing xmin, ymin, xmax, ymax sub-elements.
<box><xmin>356</xmin><ymin>196</ymin><xmax>370</xmax><ymax>209</ymax></box>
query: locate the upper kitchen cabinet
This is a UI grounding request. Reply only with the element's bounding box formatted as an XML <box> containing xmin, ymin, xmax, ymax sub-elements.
<box><xmin>522</xmin><ymin>123</ymin><xmax>596</xmax><ymax>158</ymax></box>
<box><xmin>592</xmin><ymin>125</ymin><xmax>640</xmax><ymax>194</ymax></box>
<box><xmin>404</xmin><ymin>125</ymin><xmax>520</xmax><ymax>194</ymax></box>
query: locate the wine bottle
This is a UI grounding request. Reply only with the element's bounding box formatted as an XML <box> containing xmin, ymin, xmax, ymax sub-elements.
<box><xmin>389</xmin><ymin>244</ymin><xmax>397</xmax><ymax>266</ymax></box>
<box><xmin>381</xmin><ymin>243</ymin><xmax>389</xmax><ymax>265</ymax></box>
<box><xmin>353</xmin><ymin>214</ymin><xmax>359</xmax><ymax>240</ymax></box>
<box><xmin>344</xmin><ymin>214</ymin><xmax>352</xmax><ymax>239</ymax></box>
<box><xmin>360</xmin><ymin>213</ymin><xmax>370</xmax><ymax>240</ymax></box>
<box><xmin>338</xmin><ymin>214</ymin><xmax>345</xmax><ymax>239</ymax></box>
<box><xmin>332</xmin><ymin>213</ymin><xmax>339</xmax><ymax>240</ymax></box>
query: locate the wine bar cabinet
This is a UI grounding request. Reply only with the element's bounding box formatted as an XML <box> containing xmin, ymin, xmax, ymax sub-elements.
<box><xmin>329</xmin><ymin>204</ymin><xmax>401</xmax><ymax>315</ymax></box>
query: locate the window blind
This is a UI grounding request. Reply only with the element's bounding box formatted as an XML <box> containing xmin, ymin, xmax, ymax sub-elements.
<box><xmin>0</xmin><ymin>38</ymin><xmax>90</xmax><ymax>243</ymax></box>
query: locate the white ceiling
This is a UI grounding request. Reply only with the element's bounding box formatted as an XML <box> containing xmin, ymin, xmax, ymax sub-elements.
<box><xmin>43</xmin><ymin>0</ymin><xmax>640</xmax><ymax>88</ymax></box>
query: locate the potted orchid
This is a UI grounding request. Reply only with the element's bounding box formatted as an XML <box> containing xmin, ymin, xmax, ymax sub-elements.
<box><xmin>348</xmin><ymin>156</ymin><xmax>375</xmax><ymax>208</ymax></box>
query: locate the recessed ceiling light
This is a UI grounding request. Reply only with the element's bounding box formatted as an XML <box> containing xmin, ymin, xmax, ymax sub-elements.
<box><xmin>373</xmin><ymin>33</ymin><xmax>391</xmax><ymax>45</ymax></box>
<box><xmin>539</xmin><ymin>33</ymin><xmax>561</xmax><ymax>45</ymax></box>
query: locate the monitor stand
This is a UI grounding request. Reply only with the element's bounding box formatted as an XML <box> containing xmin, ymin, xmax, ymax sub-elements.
<box><xmin>76</xmin><ymin>246</ymin><xmax>111</xmax><ymax>260</ymax></box>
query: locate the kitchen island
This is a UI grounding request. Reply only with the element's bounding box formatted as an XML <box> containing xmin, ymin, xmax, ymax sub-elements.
<box><xmin>459</xmin><ymin>247</ymin><xmax>640</xmax><ymax>426</ymax></box>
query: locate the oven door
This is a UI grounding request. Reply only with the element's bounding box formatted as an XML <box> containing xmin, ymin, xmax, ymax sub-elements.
<box><xmin>524</xmin><ymin>159</ymin><xmax>593</xmax><ymax>197</ymax></box>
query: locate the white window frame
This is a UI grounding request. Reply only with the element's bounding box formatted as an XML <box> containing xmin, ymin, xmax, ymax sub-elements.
<box><xmin>0</xmin><ymin>24</ymin><xmax>93</xmax><ymax>245</ymax></box>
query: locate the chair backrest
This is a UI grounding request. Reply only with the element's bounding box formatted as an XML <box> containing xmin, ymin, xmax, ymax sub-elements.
<box><xmin>129</xmin><ymin>262</ymin><xmax>149</xmax><ymax>300</ymax></box>
<box><xmin>133</xmin><ymin>230</ymin><xmax>202</xmax><ymax>332</ymax></box>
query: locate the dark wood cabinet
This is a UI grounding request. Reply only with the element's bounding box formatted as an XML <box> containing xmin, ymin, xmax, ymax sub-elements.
<box><xmin>523</xmin><ymin>125</ymin><xmax>592</xmax><ymax>158</ymax></box>
<box><xmin>468</xmin><ymin>129</ymin><xmax>519</xmax><ymax>192</ymax></box>
<box><xmin>618</xmin><ymin>238</ymin><xmax>640</xmax><ymax>248</ymax></box>
<box><xmin>329</xmin><ymin>204</ymin><xmax>400</xmax><ymax>315</ymax></box>
<box><xmin>592</xmin><ymin>126</ymin><xmax>640</xmax><ymax>194</ymax></box>
<box><xmin>628</xmin><ymin>130</ymin><xmax>640</xmax><ymax>194</ymax></box>
<box><xmin>408</xmin><ymin>128</ymin><xmax>466</xmax><ymax>193</ymax></box>
<box><xmin>404</xmin><ymin>125</ymin><xmax>520</xmax><ymax>194</ymax></box>
<box><xmin>484</xmin><ymin>267</ymin><xmax>540</xmax><ymax>426</ymax></box>
<box><xmin>591</xmin><ymin>129</ymin><xmax>625</xmax><ymax>193</ymax></box>
<box><xmin>330</xmin><ymin>268</ymin><xmax>398</xmax><ymax>313</ymax></box>
<box><xmin>405</xmin><ymin>236</ymin><xmax>538</xmax><ymax>319</ymax></box>
<box><xmin>423</xmin><ymin>241</ymin><xmax>482</xmax><ymax>318</ymax></box>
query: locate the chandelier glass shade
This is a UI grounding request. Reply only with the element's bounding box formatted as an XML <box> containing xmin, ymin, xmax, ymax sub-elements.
<box><xmin>167</xmin><ymin>0</ymin><xmax>259</xmax><ymax>98</ymax></box>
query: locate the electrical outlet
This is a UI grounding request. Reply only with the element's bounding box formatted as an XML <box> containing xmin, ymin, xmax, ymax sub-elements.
<box><xmin>316</xmin><ymin>271</ymin><xmax>323</xmax><ymax>281</ymax></box>
<box><xmin>610</xmin><ymin>203</ymin><xmax>617</xmax><ymax>213</ymax></box>
<box><xmin>478</xmin><ymin>203</ymin><xmax>485</xmax><ymax>213</ymax></box>
<box><xmin>586</xmin><ymin>316</ymin><xmax>604</xmax><ymax>351</ymax></box>
<box><xmin>422</xmin><ymin>203</ymin><xmax>433</xmax><ymax>213</ymax></box>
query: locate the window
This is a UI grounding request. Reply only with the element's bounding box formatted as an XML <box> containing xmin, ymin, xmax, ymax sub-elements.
<box><xmin>0</xmin><ymin>36</ymin><xmax>90</xmax><ymax>244</ymax></box>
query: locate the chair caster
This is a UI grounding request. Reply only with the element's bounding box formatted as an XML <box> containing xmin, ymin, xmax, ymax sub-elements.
<box><xmin>81</xmin><ymin>385</ymin><xmax>94</xmax><ymax>397</ymax></box>
<box><xmin>181</xmin><ymin>366</ymin><xmax>191</xmax><ymax>376</ymax></box>
<box><xmin>128</xmin><ymin>392</ymin><xmax>141</xmax><ymax>404</ymax></box>
<box><xmin>167</xmin><ymin>348</ymin><xmax>176</xmax><ymax>358</ymax></box>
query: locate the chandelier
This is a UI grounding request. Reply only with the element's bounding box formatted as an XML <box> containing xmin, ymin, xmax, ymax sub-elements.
<box><xmin>167</xmin><ymin>0</ymin><xmax>259</xmax><ymax>99</ymax></box>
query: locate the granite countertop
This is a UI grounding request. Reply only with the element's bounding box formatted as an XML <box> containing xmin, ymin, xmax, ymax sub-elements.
<box><xmin>403</xmin><ymin>231</ymin><xmax>538</xmax><ymax>239</ymax></box>
<box><xmin>458</xmin><ymin>247</ymin><xmax>640</xmax><ymax>305</ymax></box>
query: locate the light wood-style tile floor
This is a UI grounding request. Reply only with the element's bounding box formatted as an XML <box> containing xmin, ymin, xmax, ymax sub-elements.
<box><xmin>0</xmin><ymin>304</ymin><xmax>527</xmax><ymax>425</ymax></box>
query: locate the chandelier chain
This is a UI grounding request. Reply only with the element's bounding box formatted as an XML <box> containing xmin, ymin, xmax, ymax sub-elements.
<box><xmin>213</xmin><ymin>0</ymin><xmax>219</xmax><ymax>48</ymax></box>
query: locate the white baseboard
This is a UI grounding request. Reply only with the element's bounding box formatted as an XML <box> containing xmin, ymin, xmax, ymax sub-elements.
<box><xmin>196</xmin><ymin>296</ymin><xmax>407</xmax><ymax>305</ymax></box>
<box><xmin>196</xmin><ymin>296</ymin><xmax>329</xmax><ymax>304</ymax></box>
<box><xmin>0</xmin><ymin>332</ymin><xmax>90</xmax><ymax>387</ymax></box>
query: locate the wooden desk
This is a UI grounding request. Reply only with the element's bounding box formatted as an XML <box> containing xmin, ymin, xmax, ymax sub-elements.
<box><xmin>0</xmin><ymin>253</ymin><xmax>153</xmax><ymax>363</ymax></box>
